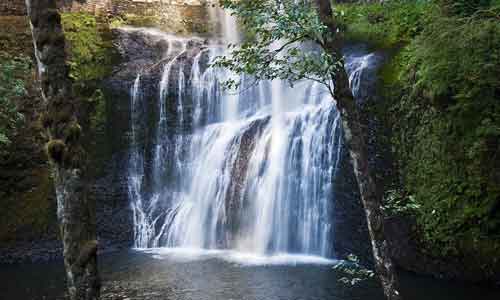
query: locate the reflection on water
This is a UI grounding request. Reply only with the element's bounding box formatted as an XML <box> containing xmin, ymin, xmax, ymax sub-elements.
<box><xmin>1</xmin><ymin>250</ymin><xmax>499</xmax><ymax>300</ymax></box>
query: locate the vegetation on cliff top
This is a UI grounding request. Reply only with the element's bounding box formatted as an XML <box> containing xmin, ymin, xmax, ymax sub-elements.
<box><xmin>338</xmin><ymin>0</ymin><xmax>500</xmax><ymax>267</ymax></box>
<box><xmin>336</xmin><ymin>0</ymin><xmax>429</xmax><ymax>48</ymax></box>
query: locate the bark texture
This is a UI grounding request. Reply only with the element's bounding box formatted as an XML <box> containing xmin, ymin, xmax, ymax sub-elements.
<box><xmin>314</xmin><ymin>0</ymin><xmax>401</xmax><ymax>299</ymax></box>
<box><xmin>25</xmin><ymin>0</ymin><xmax>100</xmax><ymax>299</ymax></box>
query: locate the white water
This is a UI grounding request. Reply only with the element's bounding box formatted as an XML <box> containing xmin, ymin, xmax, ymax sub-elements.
<box><xmin>129</xmin><ymin>74</ymin><xmax>151</xmax><ymax>248</ymax></box>
<box><xmin>141</xmin><ymin>247</ymin><xmax>337</xmax><ymax>266</ymax></box>
<box><xmin>126</xmin><ymin>7</ymin><xmax>376</xmax><ymax>261</ymax></box>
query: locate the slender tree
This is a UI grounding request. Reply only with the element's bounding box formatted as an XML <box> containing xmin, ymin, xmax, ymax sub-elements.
<box><xmin>314</xmin><ymin>1</ymin><xmax>400</xmax><ymax>298</ymax></box>
<box><xmin>24</xmin><ymin>0</ymin><xmax>100</xmax><ymax>299</ymax></box>
<box><xmin>216</xmin><ymin>0</ymin><xmax>400</xmax><ymax>298</ymax></box>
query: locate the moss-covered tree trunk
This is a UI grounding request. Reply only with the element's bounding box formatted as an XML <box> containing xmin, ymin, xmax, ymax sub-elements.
<box><xmin>25</xmin><ymin>0</ymin><xmax>100</xmax><ymax>299</ymax></box>
<box><xmin>314</xmin><ymin>0</ymin><xmax>401</xmax><ymax>299</ymax></box>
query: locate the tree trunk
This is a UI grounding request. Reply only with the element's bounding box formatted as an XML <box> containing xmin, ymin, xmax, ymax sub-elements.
<box><xmin>314</xmin><ymin>0</ymin><xmax>401</xmax><ymax>299</ymax></box>
<box><xmin>24</xmin><ymin>0</ymin><xmax>100</xmax><ymax>299</ymax></box>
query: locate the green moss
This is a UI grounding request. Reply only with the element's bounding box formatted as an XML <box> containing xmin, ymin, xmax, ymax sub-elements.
<box><xmin>46</xmin><ymin>139</ymin><xmax>66</xmax><ymax>163</ymax></box>
<box><xmin>61</xmin><ymin>13</ymin><xmax>118</xmax><ymax>84</ymax></box>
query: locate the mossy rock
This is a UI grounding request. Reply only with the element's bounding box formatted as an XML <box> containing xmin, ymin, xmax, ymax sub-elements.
<box><xmin>61</xmin><ymin>12</ymin><xmax>119</xmax><ymax>83</ymax></box>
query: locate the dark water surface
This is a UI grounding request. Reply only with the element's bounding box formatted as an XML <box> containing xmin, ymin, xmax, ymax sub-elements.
<box><xmin>1</xmin><ymin>249</ymin><xmax>499</xmax><ymax>300</ymax></box>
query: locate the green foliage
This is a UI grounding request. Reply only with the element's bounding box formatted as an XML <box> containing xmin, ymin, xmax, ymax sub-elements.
<box><xmin>335</xmin><ymin>0</ymin><xmax>430</xmax><ymax>48</ymax></box>
<box><xmin>373</xmin><ymin>2</ymin><xmax>500</xmax><ymax>257</ymax></box>
<box><xmin>214</xmin><ymin>0</ymin><xmax>339</xmax><ymax>92</ymax></box>
<box><xmin>382</xmin><ymin>189</ymin><xmax>421</xmax><ymax>216</ymax></box>
<box><xmin>333</xmin><ymin>254</ymin><xmax>375</xmax><ymax>286</ymax></box>
<box><xmin>437</xmin><ymin>0</ymin><xmax>500</xmax><ymax>16</ymax></box>
<box><xmin>0</xmin><ymin>54</ymin><xmax>30</xmax><ymax>147</ymax></box>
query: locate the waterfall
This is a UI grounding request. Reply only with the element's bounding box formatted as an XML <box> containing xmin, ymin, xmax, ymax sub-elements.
<box><xmin>125</xmin><ymin>8</ymin><xmax>375</xmax><ymax>258</ymax></box>
<box><xmin>128</xmin><ymin>74</ymin><xmax>151</xmax><ymax>248</ymax></box>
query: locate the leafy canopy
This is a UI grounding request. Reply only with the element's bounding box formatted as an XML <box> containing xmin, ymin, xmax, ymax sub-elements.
<box><xmin>214</xmin><ymin>0</ymin><xmax>342</xmax><ymax>93</ymax></box>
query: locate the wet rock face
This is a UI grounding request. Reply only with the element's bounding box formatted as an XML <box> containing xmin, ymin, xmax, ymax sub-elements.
<box><xmin>96</xmin><ymin>28</ymin><xmax>208</xmax><ymax>248</ymax></box>
<box><xmin>332</xmin><ymin>148</ymin><xmax>373</xmax><ymax>264</ymax></box>
<box><xmin>224</xmin><ymin>117</ymin><xmax>270</xmax><ymax>247</ymax></box>
<box><xmin>105</xmin><ymin>28</ymin><xmax>207</xmax><ymax>150</ymax></box>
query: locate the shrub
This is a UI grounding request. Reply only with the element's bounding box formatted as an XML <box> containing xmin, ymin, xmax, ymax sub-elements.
<box><xmin>383</xmin><ymin>5</ymin><xmax>500</xmax><ymax>256</ymax></box>
<box><xmin>0</xmin><ymin>54</ymin><xmax>30</xmax><ymax>148</ymax></box>
<box><xmin>335</xmin><ymin>0</ymin><xmax>431</xmax><ymax>48</ymax></box>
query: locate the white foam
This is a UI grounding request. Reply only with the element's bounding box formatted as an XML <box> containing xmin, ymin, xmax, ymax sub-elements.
<box><xmin>134</xmin><ymin>247</ymin><xmax>337</xmax><ymax>266</ymax></box>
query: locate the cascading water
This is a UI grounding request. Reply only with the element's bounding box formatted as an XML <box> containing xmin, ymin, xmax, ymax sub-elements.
<box><xmin>129</xmin><ymin>74</ymin><xmax>150</xmax><ymax>248</ymax></box>
<box><xmin>126</xmin><ymin>8</ymin><xmax>372</xmax><ymax>259</ymax></box>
